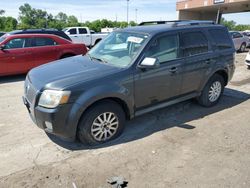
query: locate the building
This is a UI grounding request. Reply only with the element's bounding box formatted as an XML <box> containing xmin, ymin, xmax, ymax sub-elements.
<box><xmin>177</xmin><ymin>0</ymin><xmax>250</xmax><ymax>23</ymax></box>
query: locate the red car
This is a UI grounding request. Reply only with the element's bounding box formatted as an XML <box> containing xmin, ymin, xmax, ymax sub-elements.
<box><xmin>0</xmin><ymin>34</ymin><xmax>87</xmax><ymax>76</ymax></box>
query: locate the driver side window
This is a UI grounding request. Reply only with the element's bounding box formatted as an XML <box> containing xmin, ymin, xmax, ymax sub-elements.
<box><xmin>5</xmin><ymin>38</ymin><xmax>26</xmax><ymax>49</ymax></box>
<box><xmin>145</xmin><ymin>34</ymin><xmax>179</xmax><ymax>64</ymax></box>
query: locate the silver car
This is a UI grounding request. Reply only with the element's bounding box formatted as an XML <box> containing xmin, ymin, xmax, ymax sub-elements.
<box><xmin>230</xmin><ymin>31</ymin><xmax>250</xmax><ymax>52</ymax></box>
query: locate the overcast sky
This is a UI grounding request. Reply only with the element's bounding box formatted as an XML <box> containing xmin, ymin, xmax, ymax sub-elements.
<box><xmin>0</xmin><ymin>0</ymin><xmax>249</xmax><ymax>24</ymax></box>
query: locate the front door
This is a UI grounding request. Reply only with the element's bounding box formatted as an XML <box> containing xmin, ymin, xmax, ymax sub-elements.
<box><xmin>134</xmin><ymin>33</ymin><xmax>184</xmax><ymax>109</ymax></box>
<box><xmin>0</xmin><ymin>37</ymin><xmax>32</xmax><ymax>75</ymax></box>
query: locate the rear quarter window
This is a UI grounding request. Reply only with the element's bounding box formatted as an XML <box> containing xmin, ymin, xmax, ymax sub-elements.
<box><xmin>209</xmin><ymin>29</ymin><xmax>233</xmax><ymax>50</ymax></box>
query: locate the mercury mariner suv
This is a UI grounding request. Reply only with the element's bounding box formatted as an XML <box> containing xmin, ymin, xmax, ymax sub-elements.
<box><xmin>23</xmin><ymin>20</ymin><xmax>235</xmax><ymax>145</ymax></box>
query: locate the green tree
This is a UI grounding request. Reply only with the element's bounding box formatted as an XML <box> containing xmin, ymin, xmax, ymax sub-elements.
<box><xmin>67</xmin><ymin>15</ymin><xmax>78</xmax><ymax>27</ymax></box>
<box><xmin>221</xmin><ymin>18</ymin><xmax>236</xmax><ymax>30</ymax></box>
<box><xmin>0</xmin><ymin>10</ymin><xmax>5</xmax><ymax>15</ymax></box>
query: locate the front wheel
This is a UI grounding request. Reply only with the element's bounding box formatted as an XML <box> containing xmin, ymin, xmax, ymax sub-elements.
<box><xmin>198</xmin><ymin>74</ymin><xmax>225</xmax><ymax>107</ymax></box>
<box><xmin>77</xmin><ymin>100</ymin><xmax>125</xmax><ymax>145</ymax></box>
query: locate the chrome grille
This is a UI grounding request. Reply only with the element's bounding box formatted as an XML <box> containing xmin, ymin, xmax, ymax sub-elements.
<box><xmin>25</xmin><ymin>79</ymin><xmax>37</xmax><ymax>104</ymax></box>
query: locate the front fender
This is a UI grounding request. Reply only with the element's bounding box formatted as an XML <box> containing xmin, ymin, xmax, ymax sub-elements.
<box><xmin>66</xmin><ymin>84</ymin><xmax>134</xmax><ymax>139</ymax></box>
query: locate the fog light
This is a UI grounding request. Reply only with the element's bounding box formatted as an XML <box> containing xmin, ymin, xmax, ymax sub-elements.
<box><xmin>45</xmin><ymin>121</ymin><xmax>53</xmax><ymax>132</ymax></box>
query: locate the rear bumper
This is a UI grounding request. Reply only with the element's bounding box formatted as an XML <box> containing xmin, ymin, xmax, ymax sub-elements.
<box><xmin>23</xmin><ymin>96</ymin><xmax>77</xmax><ymax>141</ymax></box>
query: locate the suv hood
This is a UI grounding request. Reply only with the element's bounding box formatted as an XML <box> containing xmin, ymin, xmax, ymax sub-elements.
<box><xmin>28</xmin><ymin>55</ymin><xmax>122</xmax><ymax>90</ymax></box>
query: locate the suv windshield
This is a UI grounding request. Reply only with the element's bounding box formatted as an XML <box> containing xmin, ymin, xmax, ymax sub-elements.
<box><xmin>88</xmin><ymin>31</ymin><xmax>149</xmax><ymax>68</ymax></box>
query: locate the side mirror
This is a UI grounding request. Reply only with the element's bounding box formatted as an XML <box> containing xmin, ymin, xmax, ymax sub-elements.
<box><xmin>65</xmin><ymin>31</ymin><xmax>70</xmax><ymax>35</ymax></box>
<box><xmin>138</xmin><ymin>57</ymin><xmax>160</xmax><ymax>69</ymax></box>
<box><xmin>0</xmin><ymin>45</ymin><xmax>5</xmax><ymax>50</ymax></box>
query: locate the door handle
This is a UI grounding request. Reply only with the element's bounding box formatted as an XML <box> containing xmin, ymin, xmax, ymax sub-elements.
<box><xmin>169</xmin><ymin>67</ymin><xmax>178</xmax><ymax>73</ymax></box>
<box><xmin>74</xmin><ymin>36</ymin><xmax>78</xmax><ymax>37</ymax></box>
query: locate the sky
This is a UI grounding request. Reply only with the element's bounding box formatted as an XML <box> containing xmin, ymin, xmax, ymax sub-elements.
<box><xmin>0</xmin><ymin>0</ymin><xmax>249</xmax><ymax>24</ymax></box>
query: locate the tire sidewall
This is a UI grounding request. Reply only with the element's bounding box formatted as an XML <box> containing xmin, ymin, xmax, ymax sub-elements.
<box><xmin>77</xmin><ymin>101</ymin><xmax>125</xmax><ymax>145</ymax></box>
<box><xmin>199</xmin><ymin>74</ymin><xmax>225</xmax><ymax>107</ymax></box>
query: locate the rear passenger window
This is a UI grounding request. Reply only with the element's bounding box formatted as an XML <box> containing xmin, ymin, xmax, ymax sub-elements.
<box><xmin>33</xmin><ymin>38</ymin><xmax>57</xmax><ymax>47</ymax></box>
<box><xmin>181</xmin><ymin>32</ymin><xmax>208</xmax><ymax>57</ymax></box>
<box><xmin>145</xmin><ymin>35</ymin><xmax>179</xmax><ymax>64</ymax></box>
<box><xmin>209</xmin><ymin>29</ymin><xmax>233</xmax><ymax>50</ymax></box>
<box><xmin>79</xmin><ymin>28</ymin><xmax>87</xmax><ymax>34</ymax></box>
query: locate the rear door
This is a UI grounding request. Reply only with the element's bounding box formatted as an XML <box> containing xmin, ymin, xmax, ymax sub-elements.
<box><xmin>134</xmin><ymin>33</ymin><xmax>184</xmax><ymax>109</ymax></box>
<box><xmin>30</xmin><ymin>37</ymin><xmax>60</xmax><ymax>67</ymax></box>
<box><xmin>179</xmin><ymin>29</ymin><xmax>215</xmax><ymax>95</ymax></box>
<box><xmin>0</xmin><ymin>37</ymin><xmax>33</xmax><ymax>75</ymax></box>
<box><xmin>78</xmin><ymin>28</ymin><xmax>91</xmax><ymax>46</ymax></box>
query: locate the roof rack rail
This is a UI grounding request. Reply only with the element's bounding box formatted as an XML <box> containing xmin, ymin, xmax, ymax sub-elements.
<box><xmin>139</xmin><ymin>20</ymin><xmax>215</xmax><ymax>26</ymax></box>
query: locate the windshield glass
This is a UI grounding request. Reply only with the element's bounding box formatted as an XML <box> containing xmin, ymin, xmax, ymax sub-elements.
<box><xmin>88</xmin><ymin>31</ymin><xmax>149</xmax><ymax>68</ymax></box>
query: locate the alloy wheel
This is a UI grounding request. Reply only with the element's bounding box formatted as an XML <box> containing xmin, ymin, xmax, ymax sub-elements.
<box><xmin>208</xmin><ymin>81</ymin><xmax>222</xmax><ymax>102</ymax></box>
<box><xmin>91</xmin><ymin>112</ymin><xmax>119</xmax><ymax>141</ymax></box>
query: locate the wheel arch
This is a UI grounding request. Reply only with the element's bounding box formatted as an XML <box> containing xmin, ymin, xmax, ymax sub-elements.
<box><xmin>199</xmin><ymin>68</ymin><xmax>229</xmax><ymax>93</ymax></box>
<box><xmin>66</xmin><ymin>89</ymin><xmax>134</xmax><ymax>140</ymax></box>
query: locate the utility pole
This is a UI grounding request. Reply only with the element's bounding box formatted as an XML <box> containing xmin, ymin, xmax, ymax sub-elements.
<box><xmin>127</xmin><ymin>0</ymin><xmax>129</xmax><ymax>26</ymax></box>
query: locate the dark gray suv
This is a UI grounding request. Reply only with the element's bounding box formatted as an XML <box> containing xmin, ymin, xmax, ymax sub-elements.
<box><xmin>23</xmin><ymin>20</ymin><xmax>235</xmax><ymax>145</ymax></box>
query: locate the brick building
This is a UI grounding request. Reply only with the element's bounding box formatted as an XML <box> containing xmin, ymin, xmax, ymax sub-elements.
<box><xmin>177</xmin><ymin>0</ymin><xmax>250</xmax><ymax>22</ymax></box>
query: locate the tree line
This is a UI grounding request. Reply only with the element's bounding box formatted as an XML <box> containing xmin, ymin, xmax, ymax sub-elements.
<box><xmin>0</xmin><ymin>3</ymin><xmax>249</xmax><ymax>32</ymax></box>
<box><xmin>0</xmin><ymin>3</ymin><xmax>136</xmax><ymax>32</ymax></box>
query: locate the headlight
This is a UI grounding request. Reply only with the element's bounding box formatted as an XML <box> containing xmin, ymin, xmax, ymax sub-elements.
<box><xmin>38</xmin><ymin>90</ymin><xmax>71</xmax><ymax>108</ymax></box>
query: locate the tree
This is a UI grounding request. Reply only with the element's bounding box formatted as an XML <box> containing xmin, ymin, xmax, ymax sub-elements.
<box><xmin>221</xmin><ymin>18</ymin><xmax>236</xmax><ymax>30</ymax></box>
<box><xmin>0</xmin><ymin>10</ymin><xmax>5</xmax><ymax>15</ymax></box>
<box><xmin>67</xmin><ymin>15</ymin><xmax>78</xmax><ymax>27</ymax></box>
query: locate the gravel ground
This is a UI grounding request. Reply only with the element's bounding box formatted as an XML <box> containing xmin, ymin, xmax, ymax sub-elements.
<box><xmin>0</xmin><ymin>51</ymin><xmax>249</xmax><ymax>188</ymax></box>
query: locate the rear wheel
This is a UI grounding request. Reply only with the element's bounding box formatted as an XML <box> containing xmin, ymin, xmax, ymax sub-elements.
<box><xmin>198</xmin><ymin>74</ymin><xmax>225</xmax><ymax>107</ymax></box>
<box><xmin>77</xmin><ymin>100</ymin><xmax>125</xmax><ymax>145</ymax></box>
<box><xmin>247</xmin><ymin>65</ymin><xmax>250</xmax><ymax>70</ymax></box>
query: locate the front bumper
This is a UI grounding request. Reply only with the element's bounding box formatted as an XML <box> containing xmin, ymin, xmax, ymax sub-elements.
<box><xmin>23</xmin><ymin>96</ymin><xmax>77</xmax><ymax>141</ymax></box>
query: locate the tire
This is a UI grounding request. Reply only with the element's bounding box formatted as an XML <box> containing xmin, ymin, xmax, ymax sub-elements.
<box><xmin>198</xmin><ymin>74</ymin><xmax>225</xmax><ymax>107</ymax></box>
<box><xmin>247</xmin><ymin>65</ymin><xmax>250</xmax><ymax>70</ymax></box>
<box><xmin>240</xmin><ymin>43</ymin><xmax>246</xmax><ymax>52</ymax></box>
<box><xmin>77</xmin><ymin>100</ymin><xmax>125</xmax><ymax>145</ymax></box>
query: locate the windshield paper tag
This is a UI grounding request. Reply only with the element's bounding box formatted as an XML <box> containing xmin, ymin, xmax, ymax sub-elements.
<box><xmin>127</xmin><ymin>36</ymin><xmax>143</xmax><ymax>44</ymax></box>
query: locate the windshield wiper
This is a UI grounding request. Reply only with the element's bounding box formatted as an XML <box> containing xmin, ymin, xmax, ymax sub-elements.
<box><xmin>87</xmin><ymin>53</ymin><xmax>108</xmax><ymax>64</ymax></box>
<box><xmin>92</xmin><ymin>56</ymin><xmax>108</xmax><ymax>64</ymax></box>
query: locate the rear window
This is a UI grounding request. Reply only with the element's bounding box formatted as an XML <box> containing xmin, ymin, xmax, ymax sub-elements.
<box><xmin>209</xmin><ymin>29</ymin><xmax>232</xmax><ymax>50</ymax></box>
<box><xmin>180</xmin><ymin>31</ymin><xmax>208</xmax><ymax>57</ymax></box>
<box><xmin>79</xmin><ymin>28</ymin><xmax>87</xmax><ymax>34</ymax></box>
<box><xmin>32</xmin><ymin>38</ymin><xmax>57</xmax><ymax>47</ymax></box>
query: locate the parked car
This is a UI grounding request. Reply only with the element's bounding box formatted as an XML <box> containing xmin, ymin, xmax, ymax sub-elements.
<box><xmin>63</xmin><ymin>27</ymin><xmax>108</xmax><ymax>47</ymax></box>
<box><xmin>245</xmin><ymin>51</ymin><xmax>250</xmax><ymax>69</ymax></box>
<box><xmin>0</xmin><ymin>32</ymin><xmax>5</xmax><ymax>37</ymax></box>
<box><xmin>230</xmin><ymin>31</ymin><xmax>250</xmax><ymax>52</ymax></box>
<box><xmin>0</xmin><ymin>34</ymin><xmax>87</xmax><ymax>76</ymax></box>
<box><xmin>23</xmin><ymin>20</ymin><xmax>235</xmax><ymax>145</ymax></box>
<box><xmin>242</xmin><ymin>31</ymin><xmax>250</xmax><ymax>39</ymax></box>
<box><xmin>3</xmin><ymin>29</ymin><xmax>72</xmax><ymax>41</ymax></box>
